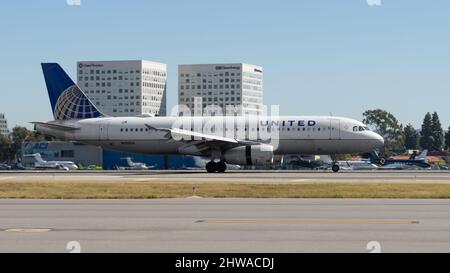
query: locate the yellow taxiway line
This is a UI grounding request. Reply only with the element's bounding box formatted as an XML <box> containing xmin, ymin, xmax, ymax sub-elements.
<box><xmin>199</xmin><ymin>219</ymin><xmax>418</xmax><ymax>225</ymax></box>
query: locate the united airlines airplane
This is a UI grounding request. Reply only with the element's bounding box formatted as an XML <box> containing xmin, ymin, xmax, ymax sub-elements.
<box><xmin>34</xmin><ymin>63</ymin><xmax>384</xmax><ymax>173</ymax></box>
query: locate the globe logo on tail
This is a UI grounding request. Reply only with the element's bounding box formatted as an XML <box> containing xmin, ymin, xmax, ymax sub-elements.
<box><xmin>54</xmin><ymin>85</ymin><xmax>102</xmax><ymax>120</ymax></box>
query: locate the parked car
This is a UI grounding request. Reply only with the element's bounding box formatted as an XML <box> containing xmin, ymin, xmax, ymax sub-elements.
<box><xmin>0</xmin><ymin>163</ymin><xmax>12</xmax><ymax>170</ymax></box>
<box><xmin>9</xmin><ymin>163</ymin><xmax>26</xmax><ymax>170</ymax></box>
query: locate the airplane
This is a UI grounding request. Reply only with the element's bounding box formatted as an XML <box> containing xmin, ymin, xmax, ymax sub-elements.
<box><xmin>34</xmin><ymin>63</ymin><xmax>384</xmax><ymax>173</ymax></box>
<box><xmin>116</xmin><ymin>157</ymin><xmax>155</xmax><ymax>170</ymax></box>
<box><xmin>369</xmin><ymin>150</ymin><xmax>431</xmax><ymax>170</ymax></box>
<box><xmin>24</xmin><ymin>153</ymin><xmax>79</xmax><ymax>171</ymax></box>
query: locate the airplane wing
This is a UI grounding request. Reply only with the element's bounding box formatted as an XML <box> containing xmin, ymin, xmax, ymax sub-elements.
<box><xmin>145</xmin><ymin>124</ymin><xmax>267</xmax><ymax>156</ymax></box>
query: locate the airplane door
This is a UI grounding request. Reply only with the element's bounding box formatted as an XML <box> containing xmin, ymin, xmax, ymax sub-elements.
<box><xmin>329</xmin><ymin>119</ymin><xmax>341</xmax><ymax>139</ymax></box>
<box><xmin>99</xmin><ymin>123</ymin><xmax>109</xmax><ymax>141</ymax></box>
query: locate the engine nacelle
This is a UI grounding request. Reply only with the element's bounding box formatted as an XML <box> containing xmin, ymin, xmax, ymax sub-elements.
<box><xmin>224</xmin><ymin>145</ymin><xmax>274</xmax><ymax>166</ymax></box>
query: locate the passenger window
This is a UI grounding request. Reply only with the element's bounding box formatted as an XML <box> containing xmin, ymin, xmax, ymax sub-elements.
<box><xmin>359</xmin><ymin>126</ymin><xmax>365</xmax><ymax>131</ymax></box>
<box><xmin>353</xmin><ymin>126</ymin><xmax>358</xmax><ymax>132</ymax></box>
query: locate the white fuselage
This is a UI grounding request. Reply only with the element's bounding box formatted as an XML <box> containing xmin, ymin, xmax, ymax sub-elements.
<box><xmin>36</xmin><ymin>115</ymin><xmax>384</xmax><ymax>158</ymax></box>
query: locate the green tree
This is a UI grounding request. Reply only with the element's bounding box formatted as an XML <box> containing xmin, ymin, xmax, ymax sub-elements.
<box><xmin>404</xmin><ymin>124</ymin><xmax>419</xmax><ymax>150</ymax></box>
<box><xmin>445</xmin><ymin>127</ymin><xmax>450</xmax><ymax>151</ymax></box>
<box><xmin>362</xmin><ymin>109</ymin><xmax>404</xmax><ymax>152</ymax></box>
<box><xmin>0</xmin><ymin>134</ymin><xmax>13</xmax><ymax>162</ymax></box>
<box><xmin>420</xmin><ymin>112</ymin><xmax>434</xmax><ymax>150</ymax></box>
<box><xmin>431</xmin><ymin>112</ymin><xmax>444</xmax><ymax>151</ymax></box>
<box><xmin>9</xmin><ymin>127</ymin><xmax>48</xmax><ymax>161</ymax></box>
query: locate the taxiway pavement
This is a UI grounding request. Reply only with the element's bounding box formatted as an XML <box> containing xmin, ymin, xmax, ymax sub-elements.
<box><xmin>0</xmin><ymin>198</ymin><xmax>449</xmax><ymax>253</ymax></box>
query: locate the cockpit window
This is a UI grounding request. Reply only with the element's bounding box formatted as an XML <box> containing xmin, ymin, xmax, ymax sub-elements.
<box><xmin>353</xmin><ymin>126</ymin><xmax>369</xmax><ymax>132</ymax></box>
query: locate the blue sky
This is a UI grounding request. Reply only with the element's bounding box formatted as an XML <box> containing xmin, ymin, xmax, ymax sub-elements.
<box><xmin>0</xmin><ymin>0</ymin><xmax>449</xmax><ymax>129</ymax></box>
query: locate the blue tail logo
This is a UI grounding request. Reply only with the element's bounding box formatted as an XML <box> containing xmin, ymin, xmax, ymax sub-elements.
<box><xmin>41</xmin><ymin>63</ymin><xmax>104</xmax><ymax>120</ymax></box>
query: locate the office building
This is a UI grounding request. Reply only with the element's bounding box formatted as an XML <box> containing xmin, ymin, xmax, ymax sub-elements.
<box><xmin>0</xmin><ymin>113</ymin><xmax>8</xmax><ymax>135</ymax></box>
<box><xmin>21</xmin><ymin>141</ymin><xmax>103</xmax><ymax>168</ymax></box>
<box><xmin>77</xmin><ymin>60</ymin><xmax>167</xmax><ymax>117</ymax></box>
<box><xmin>178</xmin><ymin>63</ymin><xmax>263</xmax><ymax>116</ymax></box>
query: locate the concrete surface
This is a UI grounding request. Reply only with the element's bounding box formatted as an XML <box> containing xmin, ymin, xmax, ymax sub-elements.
<box><xmin>0</xmin><ymin>199</ymin><xmax>449</xmax><ymax>253</ymax></box>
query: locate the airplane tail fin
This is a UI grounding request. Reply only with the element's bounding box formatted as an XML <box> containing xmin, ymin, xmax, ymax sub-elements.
<box><xmin>34</xmin><ymin>153</ymin><xmax>45</xmax><ymax>163</ymax></box>
<box><xmin>41</xmin><ymin>63</ymin><xmax>104</xmax><ymax>120</ymax></box>
<box><xmin>126</xmin><ymin>158</ymin><xmax>134</xmax><ymax>166</ymax></box>
<box><xmin>415</xmin><ymin>150</ymin><xmax>428</xmax><ymax>161</ymax></box>
<box><xmin>24</xmin><ymin>153</ymin><xmax>45</xmax><ymax>163</ymax></box>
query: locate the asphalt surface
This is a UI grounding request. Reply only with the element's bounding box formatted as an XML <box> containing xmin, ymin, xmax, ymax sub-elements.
<box><xmin>0</xmin><ymin>198</ymin><xmax>449</xmax><ymax>253</ymax></box>
<box><xmin>1</xmin><ymin>170</ymin><xmax>450</xmax><ymax>183</ymax></box>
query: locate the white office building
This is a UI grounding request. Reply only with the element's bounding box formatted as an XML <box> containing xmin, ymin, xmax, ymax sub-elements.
<box><xmin>0</xmin><ymin>113</ymin><xmax>8</xmax><ymax>135</ymax></box>
<box><xmin>178</xmin><ymin>63</ymin><xmax>263</xmax><ymax>116</ymax></box>
<box><xmin>77</xmin><ymin>60</ymin><xmax>167</xmax><ymax>117</ymax></box>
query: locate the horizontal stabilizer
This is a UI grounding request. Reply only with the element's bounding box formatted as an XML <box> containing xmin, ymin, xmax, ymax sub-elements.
<box><xmin>32</xmin><ymin>122</ymin><xmax>80</xmax><ymax>131</ymax></box>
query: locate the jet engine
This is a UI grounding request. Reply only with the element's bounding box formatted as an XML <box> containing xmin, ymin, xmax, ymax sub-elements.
<box><xmin>224</xmin><ymin>145</ymin><xmax>275</xmax><ymax>166</ymax></box>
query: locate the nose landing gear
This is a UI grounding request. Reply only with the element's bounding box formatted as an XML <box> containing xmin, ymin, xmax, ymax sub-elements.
<box><xmin>331</xmin><ymin>154</ymin><xmax>340</xmax><ymax>173</ymax></box>
<box><xmin>332</xmin><ymin>164</ymin><xmax>340</xmax><ymax>173</ymax></box>
<box><xmin>206</xmin><ymin>161</ymin><xmax>228</xmax><ymax>173</ymax></box>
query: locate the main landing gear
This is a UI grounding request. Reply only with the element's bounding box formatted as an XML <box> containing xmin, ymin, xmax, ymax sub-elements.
<box><xmin>206</xmin><ymin>161</ymin><xmax>227</xmax><ymax>173</ymax></box>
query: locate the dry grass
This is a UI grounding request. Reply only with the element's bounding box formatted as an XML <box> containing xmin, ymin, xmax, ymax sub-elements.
<box><xmin>1</xmin><ymin>182</ymin><xmax>450</xmax><ymax>199</ymax></box>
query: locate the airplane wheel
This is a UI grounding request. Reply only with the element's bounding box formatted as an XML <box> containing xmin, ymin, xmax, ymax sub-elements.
<box><xmin>206</xmin><ymin>162</ymin><xmax>217</xmax><ymax>173</ymax></box>
<box><xmin>332</xmin><ymin>164</ymin><xmax>340</xmax><ymax>173</ymax></box>
<box><xmin>216</xmin><ymin>161</ymin><xmax>227</xmax><ymax>173</ymax></box>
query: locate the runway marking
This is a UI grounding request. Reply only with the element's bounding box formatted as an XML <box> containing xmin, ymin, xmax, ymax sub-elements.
<box><xmin>187</xmin><ymin>196</ymin><xmax>203</xmax><ymax>199</ymax></box>
<box><xmin>290</xmin><ymin>179</ymin><xmax>312</xmax><ymax>182</ymax></box>
<box><xmin>133</xmin><ymin>178</ymin><xmax>159</xmax><ymax>182</ymax></box>
<box><xmin>3</xmin><ymin>228</ymin><xmax>52</xmax><ymax>233</ymax></box>
<box><xmin>199</xmin><ymin>219</ymin><xmax>418</xmax><ymax>225</ymax></box>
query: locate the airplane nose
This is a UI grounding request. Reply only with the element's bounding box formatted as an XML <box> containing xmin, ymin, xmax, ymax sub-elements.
<box><xmin>374</xmin><ymin>133</ymin><xmax>384</xmax><ymax>148</ymax></box>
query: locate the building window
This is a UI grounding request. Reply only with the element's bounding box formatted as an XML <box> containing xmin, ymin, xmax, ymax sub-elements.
<box><xmin>61</xmin><ymin>150</ymin><xmax>75</xmax><ymax>158</ymax></box>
